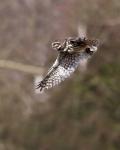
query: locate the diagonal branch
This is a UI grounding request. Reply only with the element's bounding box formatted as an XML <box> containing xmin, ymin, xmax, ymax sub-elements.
<box><xmin>0</xmin><ymin>59</ymin><xmax>44</xmax><ymax>75</ymax></box>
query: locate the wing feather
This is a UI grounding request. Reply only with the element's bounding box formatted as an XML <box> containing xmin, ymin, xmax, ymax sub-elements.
<box><xmin>36</xmin><ymin>52</ymin><xmax>81</xmax><ymax>92</ymax></box>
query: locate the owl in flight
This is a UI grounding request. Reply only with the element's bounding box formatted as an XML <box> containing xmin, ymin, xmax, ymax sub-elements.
<box><xmin>36</xmin><ymin>37</ymin><xmax>99</xmax><ymax>92</ymax></box>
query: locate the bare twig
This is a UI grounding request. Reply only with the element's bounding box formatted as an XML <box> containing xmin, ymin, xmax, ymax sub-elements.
<box><xmin>0</xmin><ymin>59</ymin><xmax>44</xmax><ymax>75</ymax></box>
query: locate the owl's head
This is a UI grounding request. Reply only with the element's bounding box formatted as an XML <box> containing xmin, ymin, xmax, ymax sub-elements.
<box><xmin>67</xmin><ymin>37</ymin><xmax>99</xmax><ymax>56</ymax></box>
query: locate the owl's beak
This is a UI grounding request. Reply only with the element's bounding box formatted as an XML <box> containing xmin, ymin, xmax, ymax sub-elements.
<box><xmin>91</xmin><ymin>46</ymin><xmax>98</xmax><ymax>52</ymax></box>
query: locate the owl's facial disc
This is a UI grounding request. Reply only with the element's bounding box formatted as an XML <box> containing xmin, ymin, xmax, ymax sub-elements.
<box><xmin>69</xmin><ymin>37</ymin><xmax>86</xmax><ymax>49</ymax></box>
<box><xmin>65</xmin><ymin>37</ymin><xmax>99</xmax><ymax>54</ymax></box>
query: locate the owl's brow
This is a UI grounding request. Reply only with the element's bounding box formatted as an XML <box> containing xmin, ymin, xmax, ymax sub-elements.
<box><xmin>54</xmin><ymin>38</ymin><xmax>99</xmax><ymax>51</ymax></box>
<box><xmin>85</xmin><ymin>39</ymin><xmax>100</xmax><ymax>47</ymax></box>
<box><xmin>67</xmin><ymin>37</ymin><xmax>88</xmax><ymax>47</ymax></box>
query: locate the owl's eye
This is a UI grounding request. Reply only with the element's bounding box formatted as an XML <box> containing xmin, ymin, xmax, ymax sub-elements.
<box><xmin>85</xmin><ymin>47</ymin><xmax>93</xmax><ymax>54</ymax></box>
<box><xmin>70</xmin><ymin>40</ymin><xmax>75</xmax><ymax>44</ymax></box>
<box><xmin>70</xmin><ymin>40</ymin><xmax>79</xmax><ymax>47</ymax></box>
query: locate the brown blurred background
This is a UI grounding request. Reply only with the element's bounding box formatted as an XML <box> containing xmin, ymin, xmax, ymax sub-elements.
<box><xmin>0</xmin><ymin>0</ymin><xmax>120</xmax><ymax>150</ymax></box>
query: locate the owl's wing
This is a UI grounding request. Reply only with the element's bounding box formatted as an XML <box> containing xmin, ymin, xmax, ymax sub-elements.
<box><xmin>36</xmin><ymin>52</ymin><xmax>78</xmax><ymax>92</ymax></box>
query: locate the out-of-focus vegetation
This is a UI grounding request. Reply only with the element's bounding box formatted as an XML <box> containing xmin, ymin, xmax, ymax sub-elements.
<box><xmin>0</xmin><ymin>0</ymin><xmax>120</xmax><ymax>150</ymax></box>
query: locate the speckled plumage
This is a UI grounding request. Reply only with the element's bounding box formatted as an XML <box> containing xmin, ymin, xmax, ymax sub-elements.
<box><xmin>36</xmin><ymin>37</ymin><xmax>99</xmax><ymax>92</ymax></box>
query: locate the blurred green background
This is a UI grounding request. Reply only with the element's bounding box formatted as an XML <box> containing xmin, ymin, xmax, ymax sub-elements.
<box><xmin>0</xmin><ymin>0</ymin><xmax>120</xmax><ymax>150</ymax></box>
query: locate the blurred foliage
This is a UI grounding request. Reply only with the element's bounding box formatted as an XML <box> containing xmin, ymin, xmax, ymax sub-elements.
<box><xmin>0</xmin><ymin>0</ymin><xmax>120</xmax><ymax>150</ymax></box>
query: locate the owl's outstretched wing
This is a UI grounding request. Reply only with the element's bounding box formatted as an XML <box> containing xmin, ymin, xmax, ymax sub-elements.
<box><xmin>36</xmin><ymin>52</ymin><xmax>80</xmax><ymax>92</ymax></box>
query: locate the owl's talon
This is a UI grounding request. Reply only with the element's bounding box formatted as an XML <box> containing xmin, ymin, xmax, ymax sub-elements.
<box><xmin>52</xmin><ymin>42</ymin><xmax>62</xmax><ymax>51</ymax></box>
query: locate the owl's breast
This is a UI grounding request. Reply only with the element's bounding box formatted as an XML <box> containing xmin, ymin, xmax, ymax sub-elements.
<box><xmin>59</xmin><ymin>53</ymin><xmax>81</xmax><ymax>72</ymax></box>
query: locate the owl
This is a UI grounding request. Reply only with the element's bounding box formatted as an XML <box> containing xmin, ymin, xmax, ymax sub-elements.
<box><xmin>36</xmin><ymin>37</ymin><xmax>99</xmax><ymax>92</ymax></box>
